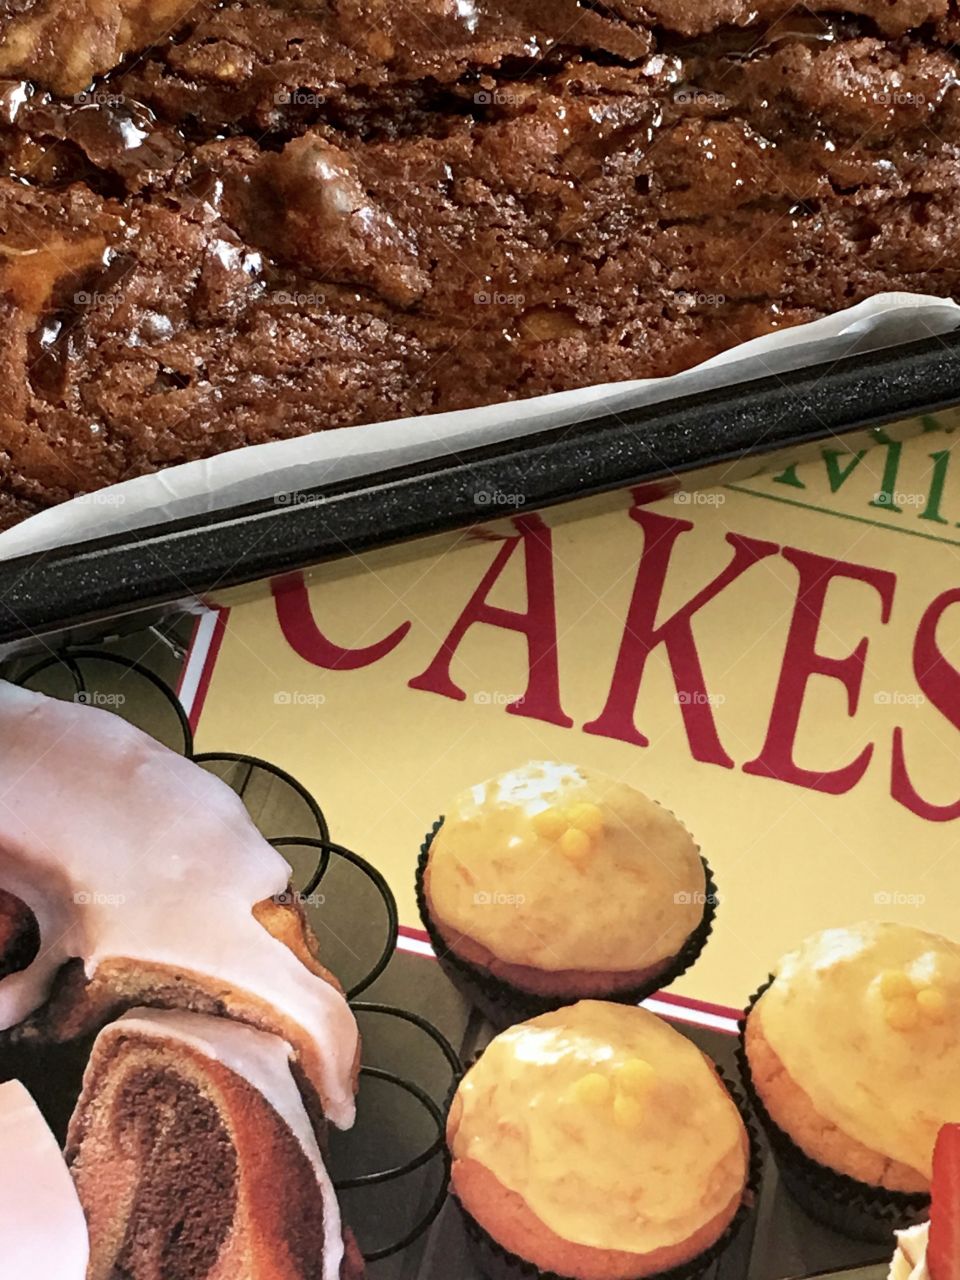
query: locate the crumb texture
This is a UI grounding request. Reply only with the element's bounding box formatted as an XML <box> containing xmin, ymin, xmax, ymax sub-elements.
<box><xmin>2</xmin><ymin>1</ymin><xmax>960</xmax><ymax>520</ymax></box>
<box><xmin>65</xmin><ymin>1009</ymin><xmax>351</xmax><ymax>1280</ymax></box>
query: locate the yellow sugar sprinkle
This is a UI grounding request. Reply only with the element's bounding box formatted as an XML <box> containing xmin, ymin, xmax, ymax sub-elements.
<box><xmin>613</xmin><ymin>1092</ymin><xmax>645</xmax><ymax>1128</ymax></box>
<box><xmin>532</xmin><ymin>808</ymin><xmax>568</xmax><ymax>842</ymax></box>
<box><xmin>916</xmin><ymin>988</ymin><xmax>948</xmax><ymax>1023</ymax></box>
<box><xmin>617</xmin><ymin>1058</ymin><xmax>656</xmax><ymax>1097</ymax></box>
<box><xmin>559</xmin><ymin>827</ymin><xmax>592</xmax><ymax>862</ymax></box>
<box><xmin>879</xmin><ymin>970</ymin><xmax>915</xmax><ymax>1000</ymax></box>
<box><xmin>566</xmin><ymin>802</ymin><xmax>605</xmax><ymax>837</ymax></box>
<box><xmin>569</xmin><ymin>1073</ymin><xmax>611</xmax><ymax>1107</ymax></box>
<box><xmin>885</xmin><ymin>996</ymin><xmax>921</xmax><ymax>1032</ymax></box>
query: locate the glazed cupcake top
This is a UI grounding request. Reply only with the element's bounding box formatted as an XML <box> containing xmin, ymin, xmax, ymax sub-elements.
<box><xmin>427</xmin><ymin>762</ymin><xmax>706</xmax><ymax>972</ymax></box>
<box><xmin>756</xmin><ymin>923</ymin><xmax>960</xmax><ymax>1180</ymax></box>
<box><xmin>448</xmin><ymin>1001</ymin><xmax>748</xmax><ymax>1254</ymax></box>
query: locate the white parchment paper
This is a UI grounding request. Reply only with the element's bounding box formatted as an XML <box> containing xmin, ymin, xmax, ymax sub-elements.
<box><xmin>0</xmin><ymin>291</ymin><xmax>957</xmax><ymax>561</ymax></box>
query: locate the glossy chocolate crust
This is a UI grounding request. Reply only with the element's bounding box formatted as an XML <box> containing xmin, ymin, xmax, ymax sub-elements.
<box><xmin>2</xmin><ymin>0</ymin><xmax>959</xmax><ymax>522</ymax></box>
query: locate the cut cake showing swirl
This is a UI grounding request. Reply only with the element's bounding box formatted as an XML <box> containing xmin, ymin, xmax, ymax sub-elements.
<box><xmin>66</xmin><ymin>1008</ymin><xmax>365</xmax><ymax>1280</ymax></box>
<box><xmin>0</xmin><ymin>679</ymin><xmax>359</xmax><ymax>1130</ymax></box>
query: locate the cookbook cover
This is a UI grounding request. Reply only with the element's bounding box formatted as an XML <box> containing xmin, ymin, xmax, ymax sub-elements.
<box><xmin>193</xmin><ymin>414</ymin><xmax>960</xmax><ymax>1017</ymax></box>
<box><xmin>2</xmin><ymin>418</ymin><xmax>958</xmax><ymax>1280</ymax></box>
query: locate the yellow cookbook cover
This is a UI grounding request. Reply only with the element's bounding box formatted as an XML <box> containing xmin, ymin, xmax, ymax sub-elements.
<box><xmin>193</xmin><ymin>414</ymin><xmax>960</xmax><ymax>1018</ymax></box>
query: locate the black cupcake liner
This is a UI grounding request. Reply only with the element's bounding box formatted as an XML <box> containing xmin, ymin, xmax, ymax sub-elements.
<box><xmin>737</xmin><ymin>978</ymin><xmax>930</xmax><ymax>1244</ymax></box>
<box><xmin>416</xmin><ymin>817</ymin><xmax>717</xmax><ymax>1028</ymax></box>
<box><xmin>448</xmin><ymin>1054</ymin><xmax>762</xmax><ymax>1280</ymax></box>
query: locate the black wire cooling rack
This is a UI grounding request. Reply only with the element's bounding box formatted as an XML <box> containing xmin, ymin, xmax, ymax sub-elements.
<box><xmin>0</xmin><ymin>647</ymin><xmax>461</xmax><ymax>1264</ymax></box>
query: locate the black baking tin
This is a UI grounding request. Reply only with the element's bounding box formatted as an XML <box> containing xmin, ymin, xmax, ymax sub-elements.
<box><xmin>1</xmin><ymin>328</ymin><xmax>960</xmax><ymax>645</ymax></box>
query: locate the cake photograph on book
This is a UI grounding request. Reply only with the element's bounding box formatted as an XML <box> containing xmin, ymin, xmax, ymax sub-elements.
<box><xmin>446</xmin><ymin>1000</ymin><xmax>756</xmax><ymax>1280</ymax></box>
<box><xmin>418</xmin><ymin>761</ymin><xmax>715</xmax><ymax>1023</ymax></box>
<box><xmin>0</xmin><ymin>678</ymin><xmax>364</xmax><ymax>1278</ymax></box>
<box><xmin>740</xmin><ymin>922</ymin><xmax>960</xmax><ymax>1243</ymax></box>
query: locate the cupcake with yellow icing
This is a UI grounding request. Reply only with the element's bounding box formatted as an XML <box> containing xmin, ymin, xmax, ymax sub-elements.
<box><xmin>447</xmin><ymin>1001</ymin><xmax>755</xmax><ymax>1280</ymax></box>
<box><xmin>417</xmin><ymin>762</ymin><xmax>715</xmax><ymax>1023</ymax></box>
<box><xmin>740</xmin><ymin>922</ymin><xmax>960</xmax><ymax>1242</ymax></box>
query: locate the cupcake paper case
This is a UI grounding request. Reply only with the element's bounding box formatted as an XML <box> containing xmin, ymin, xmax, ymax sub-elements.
<box><xmin>416</xmin><ymin>763</ymin><xmax>717</xmax><ymax>1026</ymax></box>
<box><xmin>448</xmin><ymin>998</ymin><xmax>762</xmax><ymax>1280</ymax></box>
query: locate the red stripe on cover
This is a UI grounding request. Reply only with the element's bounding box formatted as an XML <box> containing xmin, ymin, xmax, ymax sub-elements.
<box><xmin>174</xmin><ymin>614</ymin><xmax>203</xmax><ymax>699</ymax></box>
<box><xmin>187</xmin><ymin>609</ymin><xmax>230</xmax><ymax>733</ymax></box>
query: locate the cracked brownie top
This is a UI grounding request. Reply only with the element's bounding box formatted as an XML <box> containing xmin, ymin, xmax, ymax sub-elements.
<box><xmin>1</xmin><ymin>1</ymin><xmax>959</xmax><ymax>525</ymax></box>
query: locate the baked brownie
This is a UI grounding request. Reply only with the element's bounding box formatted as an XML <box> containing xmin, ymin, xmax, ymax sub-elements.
<box><xmin>2</xmin><ymin>1</ymin><xmax>960</xmax><ymax>523</ymax></box>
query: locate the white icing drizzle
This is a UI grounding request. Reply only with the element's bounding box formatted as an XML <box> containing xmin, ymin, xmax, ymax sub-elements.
<box><xmin>0</xmin><ymin>681</ymin><xmax>357</xmax><ymax>1128</ymax></box>
<box><xmin>0</xmin><ymin>1079</ymin><xmax>90</xmax><ymax>1278</ymax></box>
<box><xmin>109</xmin><ymin>1009</ymin><xmax>345</xmax><ymax>1280</ymax></box>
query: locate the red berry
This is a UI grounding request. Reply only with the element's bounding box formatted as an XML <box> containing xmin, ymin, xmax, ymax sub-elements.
<box><xmin>929</xmin><ymin>1123</ymin><xmax>960</xmax><ymax>1280</ymax></box>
